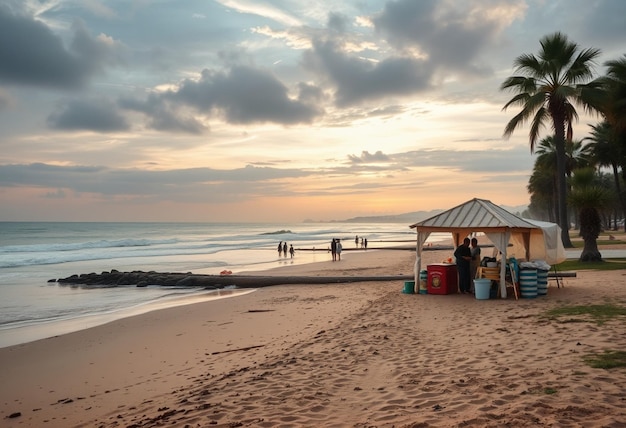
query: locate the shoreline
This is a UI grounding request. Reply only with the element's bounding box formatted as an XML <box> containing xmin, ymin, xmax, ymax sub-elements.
<box><xmin>0</xmin><ymin>248</ymin><xmax>416</xmax><ymax>349</ymax></box>
<box><xmin>2</xmin><ymin>246</ymin><xmax>626</xmax><ymax>426</ymax></box>
<box><xmin>0</xmin><ymin>288</ymin><xmax>255</xmax><ymax>349</ymax></box>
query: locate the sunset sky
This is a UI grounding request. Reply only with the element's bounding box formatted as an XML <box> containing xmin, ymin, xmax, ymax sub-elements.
<box><xmin>1</xmin><ymin>0</ymin><xmax>625</xmax><ymax>223</ymax></box>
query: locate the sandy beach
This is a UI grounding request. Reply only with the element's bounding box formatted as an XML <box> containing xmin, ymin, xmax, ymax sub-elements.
<box><xmin>2</xmin><ymin>246</ymin><xmax>626</xmax><ymax>427</ymax></box>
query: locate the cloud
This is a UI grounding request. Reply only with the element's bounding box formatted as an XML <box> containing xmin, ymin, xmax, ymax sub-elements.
<box><xmin>0</xmin><ymin>163</ymin><xmax>312</xmax><ymax>202</ymax></box>
<box><xmin>0</xmin><ymin>88</ymin><xmax>12</xmax><ymax>110</ymax></box>
<box><xmin>0</xmin><ymin>163</ymin><xmax>104</xmax><ymax>188</ymax></box>
<box><xmin>0</xmin><ymin>141</ymin><xmax>536</xmax><ymax>209</ymax></box>
<box><xmin>327</xmin><ymin>12</ymin><xmax>349</xmax><ymax>33</ymax></box>
<box><xmin>347</xmin><ymin>150</ymin><xmax>391</xmax><ymax>164</ymax></box>
<box><xmin>214</xmin><ymin>0</ymin><xmax>303</xmax><ymax>27</ymax></box>
<box><xmin>303</xmin><ymin>39</ymin><xmax>433</xmax><ymax>107</ymax></box>
<box><xmin>579</xmin><ymin>0</ymin><xmax>626</xmax><ymax>55</ymax></box>
<box><xmin>43</xmin><ymin>188</ymin><xmax>68</xmax><ymax>199</ymax></box>
<box><xmin>47</xmin><ymin>98</ymin><xmax>130</xmax><ymax>131</ymax></box>
<box><xmin>119</xmin><ymin>95</ymin><xmax>207</xmax><ymax>134</ymax></box>
<box><xmin>0</xmin><ymin>5</ymin><xmax>122</xmax><ymax>89</ymax></box>
<box><xmin>393</xmin><ymin>146</ymin><xmax>534</xmax><ymax>173</ymax></box>
<box><xmin>372</xmin><ymin>0</ymin><xmax>524</xmax><ymax>74</ymax></box>
<box><xmin>164</xmin><ymin>65</ymin><xmax>323</xmax><ymax>125</ymax></box>
<box><xmin>115</xmin><ymin>64</ymin><xmax>323</xmax><ymax>129</ymax></box>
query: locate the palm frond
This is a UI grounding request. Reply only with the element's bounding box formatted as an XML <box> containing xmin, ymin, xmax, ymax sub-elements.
<box><xmin>578</xmin><ymin>79</ymin><xmax>610</xmax><ymax>115</ymax></box>
<box><xmin>513</xmin><ymin>54</ymin><xmax>542</xmax><ymax>77</ymax></box>
<box><xmin>555</xmin><ymin>85</ymin><xmax>578</xmax><ymax>99</ymax></box>
<box><xmin>503</xmin><ymin>110</ymin><xmax>528</xmax><ymax>138</ymax></box>
<box><xmin>500</xmin><ymin>76</ymin><xmax>537</xmax><ymax>93</ymax></box>
<box><xmin>605</xmin><ymin>55</ymin><xmax>626</xmax><ymax>80</ymax></box>
<box><xmin>503</xmin><ymin>91</ymin><xmax>546</xmax><ymax>139</ymax></box>
<box><xmin>566</xmin><ymin>122</ymin><xmax>573</xmax><ymax>142</ymax></box>
<box><xmin>502</xmin><ymin>93</ymin><xmax>530</xmax><ymax>110</ymax></box>
<box><xmin>539</xmin><ymin>32</ymin><xmax>577</xmax><ymax>80</ymax></box>
<box><xmin>564</xmin><ymin>102</ymin><xmax>580</xmax><ymax>125</ymax></box>
<box><xmin>566</xmin><ymin>47</ymin><xmax>602</xmax><ymax>83</ymax></box>
<box><xmin>569</xmin><ymin>186</ymin><xmax>613</xmax><ymax>210</ymax></box>
<box><xmin>529</xmin><ymin>107</ymin><xmax>549</xmax><ymax>151</ymax></box>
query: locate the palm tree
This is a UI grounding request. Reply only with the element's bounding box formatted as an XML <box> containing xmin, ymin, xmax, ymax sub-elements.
<box><xmin>527</xmin><ymin>165</ymin><xmax>556</xmax><ymax>221</ymax></box>
<box><xmin>586</xmin><ymin>55</ymin><xmax>626</xmax><ymax>183</ymax></box>
<box><xmin>602</xmin><ymin>55</ymin><xmax>626</xmax><ymax>133</ymax></box>
<box><xmin>568</xmin><ymin>168</ymin><xmax>612</xmax><ymax>262</ymax></box>
<box><xmin>585</xmin><ymin>121</ymin><xmax>626</xmax><ymax>230</ymax></box>
<box><xmin>533</xmin><ymin>135</ymin><xmax>593</xmax><ymax>227</ymax></box>
<box><xmin>500</xmin><ymin>32</ymin><xmax>601</xmax><ymax>248</ymax></box>
<box><xmin>535</xmin><ymin>136</ymin><xmax>593</xmax><ymax>176</ymax></box>
<box><xmin>532</xmin><ymin>137</ymin><xmax>559</xmax><ymax>220</ymax></box>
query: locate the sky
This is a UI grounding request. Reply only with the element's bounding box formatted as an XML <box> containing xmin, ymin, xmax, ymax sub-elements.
<box><xmin>1</xmin><ymin>0</ymin><xmax>625</xmax><ymax>223</ymax></box>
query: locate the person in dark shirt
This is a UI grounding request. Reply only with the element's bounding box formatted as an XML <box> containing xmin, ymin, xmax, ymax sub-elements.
<box><xmin>470</xmin><ymin>237</ymin><xmax>481</xmax><ymax>288</ymax></box>
<box><xmin>454</xmin><ymin>237</ymin><xmax>472</xmax><ymax>294</ymax></box>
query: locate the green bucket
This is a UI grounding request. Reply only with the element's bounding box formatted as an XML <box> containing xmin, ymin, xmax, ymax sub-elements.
<box><xmin>403</xmin><ymin>280</ymin><xmax>415</xmax><ymax>294</ymax></box>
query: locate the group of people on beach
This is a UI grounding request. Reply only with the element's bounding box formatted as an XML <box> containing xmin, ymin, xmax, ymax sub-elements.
<box><xmin>277</xmin><ymin>241</ymin><xmax>295</xmax><ymax>258</ymax></box>
<box><xmin>330</xmin><ymin>238</ymin><xmax>342</xmax><ymax>261</ymax></box>
<box><xmin>454</xmin><ymin>237</ymin><xmax>481</xmax><ymax>294</ymax></box>
<box><xmin>354</xmin><ymin>235</ymin><xmax>367</xmax><ymax>249</ymax></box>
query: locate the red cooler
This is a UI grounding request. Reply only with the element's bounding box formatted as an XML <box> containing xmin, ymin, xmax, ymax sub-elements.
<box><xmin>427</xmin><ymin>263</ymin><xmax>458</xmax><ymax>295</ymax></box>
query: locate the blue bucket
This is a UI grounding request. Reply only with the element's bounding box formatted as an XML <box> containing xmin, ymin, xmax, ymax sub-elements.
<box><xmin>473</xmin><ymin>279</ymin><xmax>491</xmax><ymax>300</ymax></box>
<box><xmin>403</xmin><ymin>280</ymin><xmax>415</xmax><ymax>294</ymax></box>
<box><xmin>519</xmin><ymin>269</ymin><xmax>538</xmax><ymax>298</ymax></box>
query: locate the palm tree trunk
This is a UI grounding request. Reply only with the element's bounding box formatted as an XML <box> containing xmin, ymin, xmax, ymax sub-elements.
<box><xmin>611</xmin><ymin>162</ymin><xmax>626</xmax><ymax>232</ymax></box>
<box><xmin>552</xmin><ymin>175</ymin><xmax>559</xmax><ymax>223</ymax></box>
<box><xmin>579</xmin><ymin>238</ymin><xmax>602</xmax><ymax>261</ymax></box>
<box><xmin>553</xmin><ymin>117</ymin><xmax>574</xmax><ymax>247</ymax></box>
<box><xmin>579</xmin><ymin>207</ymin><xmax>603</xmax><ymax>262</ymax></box>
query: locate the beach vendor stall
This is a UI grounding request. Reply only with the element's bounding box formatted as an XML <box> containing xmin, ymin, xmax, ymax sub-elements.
<box><xmin>409</xmin><ymin>198</ymin><xmax>565</xmax><ymax>298</ymax></box>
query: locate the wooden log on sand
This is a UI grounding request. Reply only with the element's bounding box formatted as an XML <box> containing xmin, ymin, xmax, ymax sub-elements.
<box><xmin>54</xmin><ymin>271</ymin><xmax>414</xmax><ymax>288</ymax></box>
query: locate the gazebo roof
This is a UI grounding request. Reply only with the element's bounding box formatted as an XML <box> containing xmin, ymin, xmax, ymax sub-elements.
<box><xmin>410</xmin><ymin>198</ymin><xmax>536</xmax><ymax>231</ymax></box>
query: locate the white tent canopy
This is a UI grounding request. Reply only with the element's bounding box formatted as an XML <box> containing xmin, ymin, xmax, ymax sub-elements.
<box><xmin>409</xmin><ymin>198</ymin><xmax>565</xmax><ymax>298</ymax></box>
<box><xmin>515</xmin><ymin>218</ymin><xmax>566</xmax><ymax>265</ymax></box>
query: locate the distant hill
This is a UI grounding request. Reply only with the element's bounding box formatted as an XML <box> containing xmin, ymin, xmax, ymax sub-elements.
<box><xmin>332</xmin><ymin>210</ymin><xmax>444</xmax><ymax>224</ymax></box>
<box><xmin>315</xmin><ymin>204</ymin><xmax>528</xmax><ymax>224</ymax></box>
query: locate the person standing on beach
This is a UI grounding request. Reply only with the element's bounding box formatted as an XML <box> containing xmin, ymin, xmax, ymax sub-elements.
<box><xmin>355</xmin><ymin>235</ymin><xmax>359</xmax><ymax>247</ymax></box>
<box><xmin>470</xmin><ymin>237</ymin><xmax>481</xmax><ymax>284</ymax></box>
<box><xmin>289</xmin><ymin>244</ymin><xmax>295</xmax><ymax>258</ymax></box>
<box><xmin>283</xmin><ymin>242</ymin><xmax>287</xmax><ymax>256</ymax></box>
<box><xmin>277</xmin><ymin>242</ymin><xmax>283</xmax><ymax>257</ymax></box>
<box><xmin>454</xmin><ymin>237</ymin><xmax>472</xmax><ymax>294</ymax></box>
<box><xmin>336</xmin><ymin>239</ymin><xmax>343</xmax><ymax>261</ymax></box>
<box><xmin>331</xmin><ymin>239</ymin><xmax>337</xmax><ymax>261</ymax></box>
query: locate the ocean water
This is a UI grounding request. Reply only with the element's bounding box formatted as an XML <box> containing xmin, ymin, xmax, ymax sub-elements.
<box><xmin>0</xmin><ymin>222</ymin><xmax>438</xmax><ymax>348</ymax></box>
